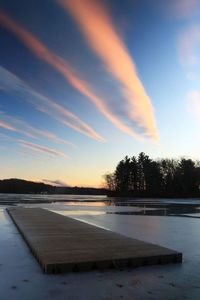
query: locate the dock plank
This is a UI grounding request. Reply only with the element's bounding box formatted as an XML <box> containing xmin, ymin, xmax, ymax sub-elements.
<box><xmin>7</xmin><ymin>207</ymin><xmax>182</xmax><ymax>273</ymax></box>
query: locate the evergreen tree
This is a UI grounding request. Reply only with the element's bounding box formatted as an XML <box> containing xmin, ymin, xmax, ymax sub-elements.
<box><xmin>104</xmin><ymin>153</ymin><xmax>200</xmax><ymax>197</ymax></box>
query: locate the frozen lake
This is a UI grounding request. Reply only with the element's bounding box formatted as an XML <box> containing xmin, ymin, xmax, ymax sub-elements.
<box><xmin>1</xmin><ymin>193</ymin><xmax>200</xmax><ymax>218</ymax></box>
<box><xmin>0</xmin><ymin>195</ymin><xmax>200</xmax><ymax>299</ymax></box>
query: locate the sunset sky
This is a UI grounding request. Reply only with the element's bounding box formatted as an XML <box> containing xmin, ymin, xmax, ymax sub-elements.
<box><xmin>0</xmin><ymin>0</ymin><xmax>200</xmax><ymax>187</ymax></box>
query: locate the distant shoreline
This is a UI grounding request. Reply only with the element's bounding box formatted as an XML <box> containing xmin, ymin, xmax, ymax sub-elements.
<box><xmin>0</xmin><ymin>178</ymin><xmax>107</xmax><ymax>195</ymax></box>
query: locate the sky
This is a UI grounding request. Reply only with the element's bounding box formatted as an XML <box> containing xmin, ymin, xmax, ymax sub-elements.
<box><xmin>0</xmin><ymin>0</ymin><xmax>200</xmax><ymax>187</ymax></box>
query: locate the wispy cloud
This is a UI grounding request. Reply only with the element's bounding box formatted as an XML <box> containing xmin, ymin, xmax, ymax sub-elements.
<box><xmin>0</xmin><ymin>130</ymin><xmax>68</xmax><ymax>158</ymax></box>
<box><xmin>36</xmin><ymin>130</ymin><xmax>76</xmax><ymax>147</ymax></box>
<box><xmin>186</xmin><ymin>71</ymin><xmax>198</xmax><ymax>81</ymax></box>
<box><xmin>59</xmin><ymin>0</ymin><xmax>159</xmax><ymax>140</ymax></box>
<box><xmin>17</xmin><ymin>148</ymin><xmax>50</xmax><ymax>162</ymax></box>
<box><xmin>0</xmin><ymin>10</ymin><xmax>158</xmax><ymax>140</ymax></box>
<box><xmin>42</xmin><ymin>179</ymin><xmax>69</xmax><ymax>187</ymax></box>
<box><xmin>178</xmin><ymin>24</ymin><xmax>200</xmax><ymax>66</ymax></box>
<box><xmin>166</xmin><ymin>0</ymin><xmax>199</xmax><ymax>19</ymax></box>
<box><xmin>0</xmin><ymin>120</ymin><xmax>17</xmax><ymax>132</ymax></box>
<box><xmin>19</xmin><ymin>139</ymin><xmax>68</xmax><ymax>158</ymax></box>
<box><xmin>0</xmin><ymin>66</ymin><xmax>104</xmax><ymax>142</ymax></box>
<box><xmin>187</xmin><ymin>90</ymin><xmax>200</xmax><ymax>118</ymax></box>
<box><xmin>0</xmin><ymin>132</ymin><xmax>14</xmax><ymax>141</ymax></box>
<box><xmin>0</xmin><ymin>111</ymin><xmax>77</xmax><ymax>147</ymax></box>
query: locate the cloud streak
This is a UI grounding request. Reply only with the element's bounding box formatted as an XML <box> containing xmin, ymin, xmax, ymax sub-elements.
<box><xmin>0</xmin><ymin>9</ymin><xmax>158</xmax><ymax>140</ymax></box>
<box><xmin>0</xmin><ymin>111</ymin><xmax>77</xmax><ymax>147</ymax></box>
<box><xmin>59</xmin><ymin>0</ymin><xmax>159</xmax><ymax>140</ymax></box>
<box><xmin>0</xmin><ymin>66</ymin><xmax>104</xmax><ymax>142</ymax></box>
<box><xmin>0</xmin><ymin>120</ymin><xmax>17</xmax><ymax>132</ymax></box>
<box><xmin>178</xmin><ymin>24</ymin><xmax>200</xmax><ymax>66</ymax></box>
<box><xmin>0</xmin><ymin>130</ymin><xmax>68</xmax><ymax>158</ymax></box>
<box><xmin>19</xmin><ymin>139</ymin><xmax>68</xmax><ymax>158</ymax></box>
<box><xmin>187</xmin><ymin>90</ymin><xmax>200</xmax><ymax>118</ymax></box>
<box><xmin>166</xmin><ymin>0</ymin><xmax>199</xmax><ymax>19</ymax></box>
<box><xmin>42</xmin><ymin>179</ymin><xmax>69</xmax><ymax>187</ymax></box>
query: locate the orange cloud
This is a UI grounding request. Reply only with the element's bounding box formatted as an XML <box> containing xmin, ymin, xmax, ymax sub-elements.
<box><xmin>61</xmin><ymin>72</ymin><xmax>140</xmax><ymax>139</ymax></box>
<box><xmin>0</xmin><ymin>10</ymin><xmax>148</xmax><ymax>140</ymax></box>
<box><xmin>0</xmin><ymin>13</ymin><xmax>105</xmax><ymax>142</ymax></box>
<box><xmin>59</xmin><ymin>0</ymin><xmax>159</xmax><ymax>140</ymax></box>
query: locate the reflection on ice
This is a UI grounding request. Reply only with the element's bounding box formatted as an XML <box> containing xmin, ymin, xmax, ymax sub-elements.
<box><xmin>51</xmin><ymin>210</ymin><xmax>106</xmax><ymax>216</ymax></box>
<box><xmin>1</xmin><ymin>194</ymin><xmax>200</xmax><ymax>218</ymax></box>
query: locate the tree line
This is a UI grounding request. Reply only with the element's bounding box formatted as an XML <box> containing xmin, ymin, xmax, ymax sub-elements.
<box><xmin>0</xmin><ymin>179</ymin><xmax>107</xmax><ymax>195</ymax></box>
<box><xmin>104</xmin><ymin>152</ymin><xmax>200</xmax><ymax>197</ymax></box>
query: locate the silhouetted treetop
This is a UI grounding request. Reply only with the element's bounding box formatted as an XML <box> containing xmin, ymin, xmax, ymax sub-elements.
<box><xmin>104</xmin><ymin>153</ymin><xmax>200</xmax><ymax>197</ymax></box>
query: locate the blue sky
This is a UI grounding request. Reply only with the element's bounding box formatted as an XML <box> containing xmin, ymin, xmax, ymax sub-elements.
<box><xmin>0</xmin><ymin>0</ymin><xmax>200</xmax><ymax>187</ymax></box>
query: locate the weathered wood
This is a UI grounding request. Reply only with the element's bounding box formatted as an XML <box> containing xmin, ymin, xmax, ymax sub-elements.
<box><xmin>7</xmin><ymin>207</ymin><xmax>182</xmax><ymax>273</ymax></box>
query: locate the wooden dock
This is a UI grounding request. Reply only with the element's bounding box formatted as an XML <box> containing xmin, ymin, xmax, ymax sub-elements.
<box><xmin>7</xmin><ymin>207</ymin><xmax>182</xmax><ymax>273</ymax></box>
